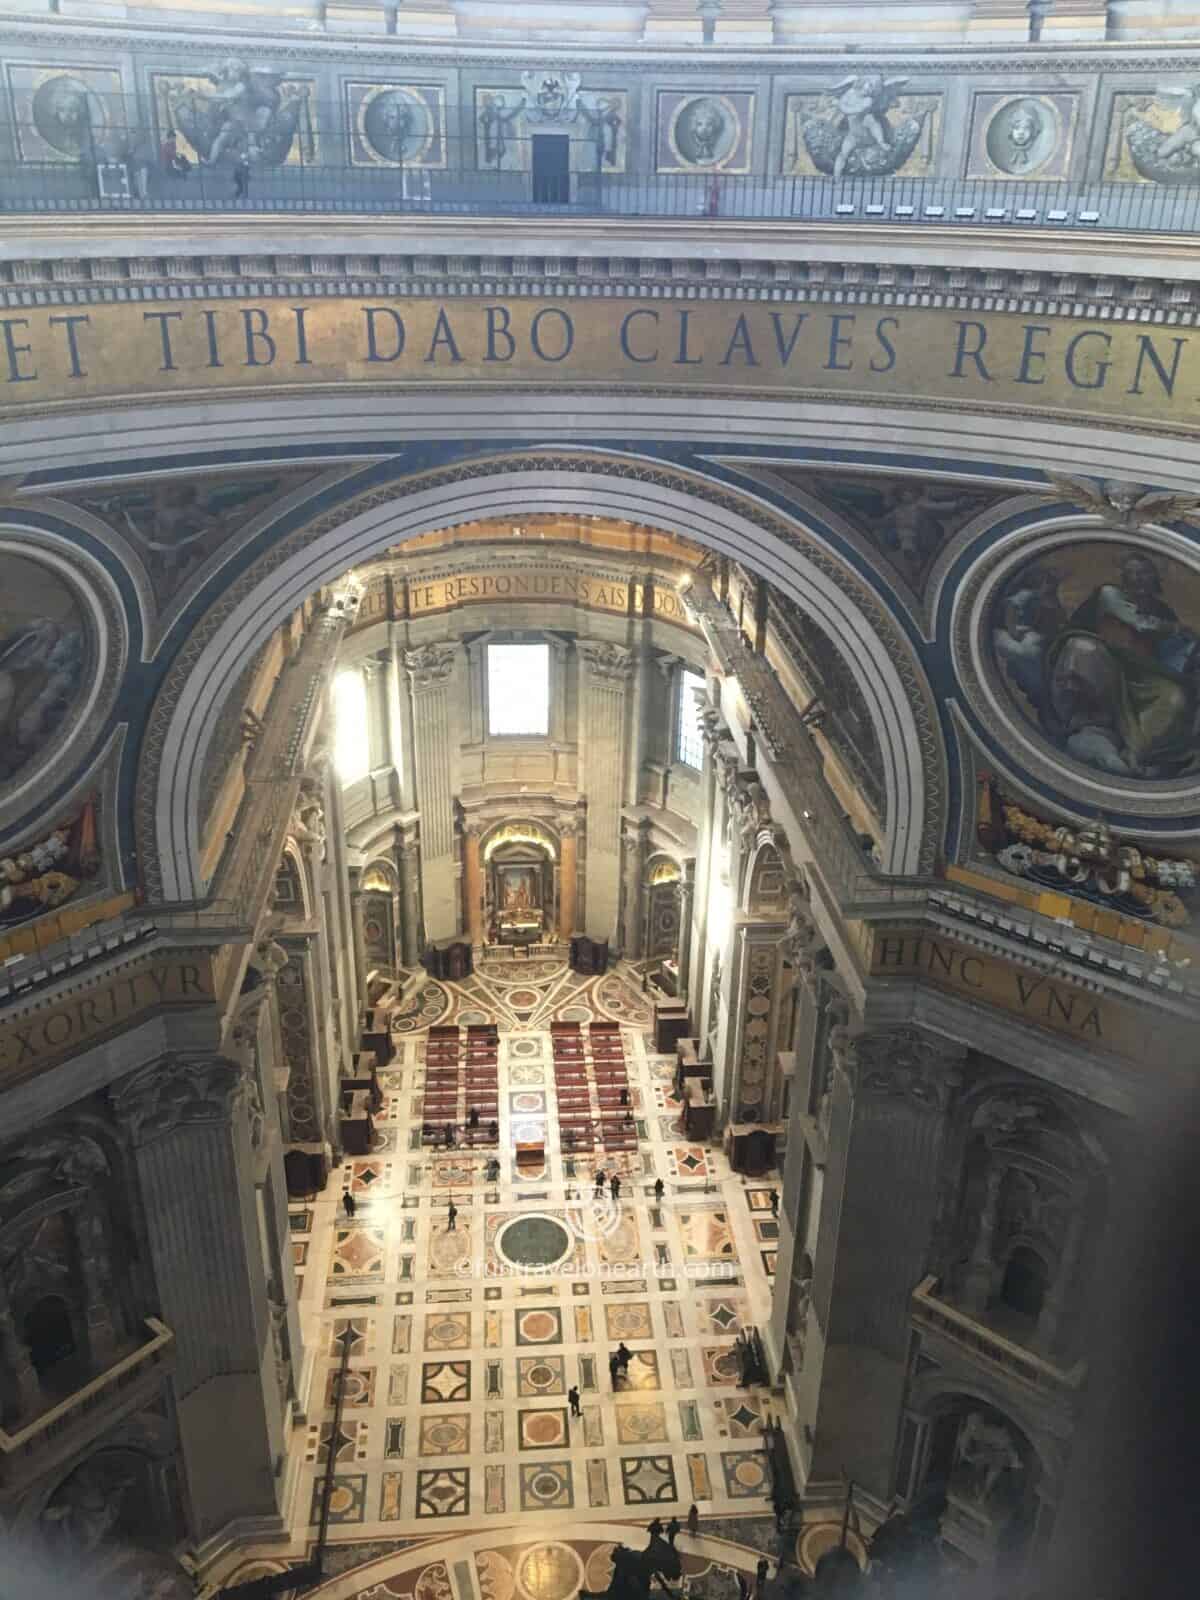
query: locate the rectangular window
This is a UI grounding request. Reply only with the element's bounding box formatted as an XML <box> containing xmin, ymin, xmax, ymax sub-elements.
<box><xmin>333</xmin><ymin>667</ymin><xmax>369</xmax><ymax>784</ymax></box>
<box><xmin>677</xmin><ymin>668</ymin><xmax>706</xmax><ymax>769</ymax></box>
<box><xmin>488</xmin><ymin>642</ymin><xmax>549</xmax><ymax>736</ymax></box>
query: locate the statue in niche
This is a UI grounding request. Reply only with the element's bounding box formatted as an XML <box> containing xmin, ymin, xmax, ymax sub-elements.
<box><xmin>171</xmin><ymin>59</ymin><xmax>304</xmax><ymax>166</ymax></box>
<box><xmin>952</xmin><ymin>1412</ymin><xmax>1024</xmax><ymax>1510</ymax></box>
<box><xmin>802</xmin><ymin>74</ymin><xmax>928</xmax><ymax>180</ymax></box>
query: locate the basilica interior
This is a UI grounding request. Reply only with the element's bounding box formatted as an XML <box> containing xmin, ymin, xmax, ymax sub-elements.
<box><xmin>1</xmin><ymin>5</ymin><xmax>1199</xmax><ymax>1600</ymax></box>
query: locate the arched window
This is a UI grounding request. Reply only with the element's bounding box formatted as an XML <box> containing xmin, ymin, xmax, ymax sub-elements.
<box><xmin>676</xmin><ymin>668</ymin><xmax>705</xmax><ymax>769</ymax></box>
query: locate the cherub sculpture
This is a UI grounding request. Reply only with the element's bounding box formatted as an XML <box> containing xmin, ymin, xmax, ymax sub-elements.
<box><xmin>172</xmin><ymin>57</ymin><xmax>302</xmax><ymax>166</ymax></box>
<box><xmin>830</xmin><ymin>74</ymin><xmax>909</xmax><ymax>178</ymax></box>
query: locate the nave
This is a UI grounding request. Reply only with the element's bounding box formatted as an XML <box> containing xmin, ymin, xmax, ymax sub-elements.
<box><xmin>230</xmin><ymin>954</ymin><xmax>849</xmax><ymax>1577</ymax></box>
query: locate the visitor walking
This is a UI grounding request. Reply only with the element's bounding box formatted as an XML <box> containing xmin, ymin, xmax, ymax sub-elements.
<box><xmin>343</xmin><ymin>1190</ymin><xmax>356</xmax><ymax>1218</ymax></box>
<box><xmin>654</xmin><ymin>1177</ymin><xmax>665</xmax><ymax>1204</ymax></box>
<box><xmin>616</xmin><ymin>1341</ymin><xmax>631</xmax><ymax>1373</ymax></box>
<box><xmin>447</xmin><ymin>1201</ymin><xmax>458</xmax><ymax>1232</ymax></box>
<box><xmin>233</xmin><ymin>154</ymin><xmax>250</xmax><ymax>199</ymax></box>
<box><xmin>610</xmin><ymin>1173</ymin><xmax>621</xmax><ymax>1202</ymax></box>
<box><xmin>594</xmin><ymin>1169</ymin><xmax>606</xmax><ymax>1196</ymax></box>
<box><xmin>666</xmin><ymin>1516</ymin><xmax>681</xmax><ymax>1547</ymax></box>
<box><xmin>687</xmin><ymin>1503</ymin><xmax>699</xmax><ymax>1537</ymax></box>
<box><xmin>469</xmin><ymin>1106</ymin><xmax>480</xmax><ymax>1128</ymax></box>
<box><xmin>647</xmin><ymin>1518</ymin><xmax>664</xmax><ymax>1542</ymax></box>
<box><xmin>609</xmin><ymin>1352</ymin><xmax>621</xmax><ymax>1389</ymax></box>
<box><xmin>567</xmin><ymin>1385</ymin><xmax>582</xmax><ymax>1417</ymax></box>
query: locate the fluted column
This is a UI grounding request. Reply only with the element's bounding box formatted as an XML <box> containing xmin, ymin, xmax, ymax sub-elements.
<box><xmin>674</xmin><ymin>858</ymin><xmax>695</xmax><ymax>1003</ymax></box>
<box><xmin>464</xmin><ymin>824</ymin><xmax>484</xmax><ymax>947</ymax></box>
<box><xmin>619</xmin><ymin>820</ymin><xmax>648</xmax><ymax>958</ymax></box>
<box><xmin>559</xmin><ymin>818</ymin><xmax>578</xmax><ymax>938</ymax></box>
<box><xmin>577</xmin><ymin>641</ymin><xmax>634</xmax><ymax>942</ymax></box>
<box><xmin>962</xmin><ymin>1164</ymin><xmax>1006</xmax><ymax>1314</ymax></box>
<box><xmin>114</xmin><ymin>1057</ymin><xmax>284</xmax><ymax>1542</ymax></box>
<box><xmin>395</xmin><ymin>827</ymin><xmax>423</xmax><ymax>966</ymax></box>
<box><xmin>405</xmin><ymin>643</ymin><xmax>459</xmax><ymax>943</ymax></box>
<box><xmin>73</xmin><ymin>1200</ymin><xmax>120</xmax><ymax>1369</ymax></box>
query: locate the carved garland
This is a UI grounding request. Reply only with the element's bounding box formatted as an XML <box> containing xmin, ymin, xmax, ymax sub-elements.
<box><xmin>134</xmin><ymin>451</ymin><xmax>945</xmax><ymax>896</ymax></box>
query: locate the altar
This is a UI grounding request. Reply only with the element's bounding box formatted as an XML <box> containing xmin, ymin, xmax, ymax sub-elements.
<box><xmin>486</xmin><ymin>828</ymin><xmax>556</xmax><ymax>945</ymax></box>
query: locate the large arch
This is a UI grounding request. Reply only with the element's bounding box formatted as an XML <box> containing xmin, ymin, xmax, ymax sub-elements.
<box><xmin>139</xmin><ymin>451</ymin><xmax>942</xmax><ymax>900</ymax></box>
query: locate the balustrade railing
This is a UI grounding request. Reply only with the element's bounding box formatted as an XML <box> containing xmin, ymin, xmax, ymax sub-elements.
<box><xmin>911</xmin><ymin>1277</ymin><xmax>1085</xmax><ymax>1396</ymax></box>
<box><xmin>0</xmin><ymin>1318</ymin><xmax>174</xmax><ymax>1477</ymax></box>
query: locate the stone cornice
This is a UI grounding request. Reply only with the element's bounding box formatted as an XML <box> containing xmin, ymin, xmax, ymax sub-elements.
<box><xmin>2</xmin><ymin>238</ymin><xmax>1197</xmax><ymax>320</ymax></box>
<box><xmin>5</xmin><ymin>15</ymin><xmax>1200</xmax><ymax>72</ymax></box>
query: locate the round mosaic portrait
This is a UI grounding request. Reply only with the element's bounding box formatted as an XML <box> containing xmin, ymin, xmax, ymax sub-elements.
<box><xmin>986</xmin><ymin>539</ymin><xmax>1200</xmax><ymax>784</ymax></box>
<box><xmin>0</xmin><ymin>554</ymin><xmax>91</xmax><ymax>793</ymax></box>
<box><xmin>985</xmin><ymin>96</ymin><xmax>1059</xmax><ymax>177</ymax></box>
<box><xmin>670</xmin><ymin>95</ymin><xmax>740</xmax><ymax>169</ymax></box>
<box><xmin>359</xmin><ymin>86</ymin><xmax>436</xmax><ymax>166</ymax></box>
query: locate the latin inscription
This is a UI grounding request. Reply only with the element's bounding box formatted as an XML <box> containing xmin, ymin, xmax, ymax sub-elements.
<box><xmin>0</xmin><ymin>297</ymin><xmax>1196</xmax><ymax>431</ymax></box>
<box><xmin>0</xmin><ymin>957</ymin><xmax>215</xmax><ymax>1080</ymax></box>
<box><xmin>873</xmin><ymin>931</ymin><xmax>1111</xmax><ymax>1045</ymax></box>
<box><xmin>403</xmin><ymin>570</ymin><xmax>692</xmax><ymax>623</ymax></box>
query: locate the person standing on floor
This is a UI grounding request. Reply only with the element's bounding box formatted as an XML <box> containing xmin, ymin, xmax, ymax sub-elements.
<box><xmin>647</xmin><ymin>1517</ymin><xmax>664</xmax><ymax>1542</ymax></box>
<box><xmin>610</xmin><ymin>1173</ymin><xmax>621</xmax><ymax>1202</ymax></box>
<box><xmin>343</xmin><ymin>1190</ymin><xmax>356</xmax><ymax>1219</ymax></box>
<box><xmin>469</xmin><ymin>1106</ymin><xmax>480</xmax><ymax>1129</ymax></box>
<box><xmin>616</xmin><ymin>1341</ymin><xmax>631</xmax><ymax>1373</ymax></box>
<box><xmin>609</xmin><ymin>1352</ymin><xmax>621</xmax><ymax>1389</ymax></box>
<box><xmin>447</xmin><ymin>1201</ymin><xmax>458</xmax><ymax>1232</ymax></box>
<box><xmin>666</xmin><ymin>1516</ymin><xmax>681</xmax><ymax>1547</ymax></box>
<box><xmin>687</xmin><ymin>1503</ymin><xmax>699</xmax><ymax>1538</ymax></box>
<box><xmin>594</xmin><ymin>1169</ymin><xmax>606</xmax><ymax>1196</ymax></box>
<box><xmin>770</xmin><ymin>1189</ymin><xmax>779</xmax><ymax>1216</ymax></box>
<box><xmin>654</xmin><ymin>1177</ymin><xmax>665</xmax><ymax>1204</ymax></box>
<box><xmin>755</xmin><ymin>1556</ymin><xmax>770</xmax><ymax>1596</ymax></box>
<box><xmin>567</xmin><ymin>1385</ymin><xmax>581</xmax><ymax>1417</ymax></box>
<box><xmin>233</xmin><ymin>153</ymin><xmax>250</xmax><ymax>199</ymax></box>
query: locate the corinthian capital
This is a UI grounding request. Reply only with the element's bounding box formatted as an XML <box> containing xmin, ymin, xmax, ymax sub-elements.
<box><xmin>405</xmin><ymin>643</ymin><xmax>458</xmax><ymax>691</ymax></box>
<box><xmin>843</xmin><ymin>1027</ymin><xmax>965</xmax><ymax>1114</ymax></box>
<box><xmin>577</xmin><ymin>641</ymin><xmax>635</xmax><ymax>684</ymax></box>
<box><xmin>113</xmin><ymin>1057</ymin><xmax>244</xmax><ymax>1145</ymax></box>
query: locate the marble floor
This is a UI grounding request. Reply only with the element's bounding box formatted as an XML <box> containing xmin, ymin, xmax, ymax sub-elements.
<box><xmin>275</xmin><ymin>966</ymin><xmax>785</xmax><ymax>1557</ymax></box>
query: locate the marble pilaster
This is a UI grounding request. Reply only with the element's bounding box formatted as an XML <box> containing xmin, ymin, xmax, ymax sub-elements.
<box><xmin>577</xmin><ymin>641</ymin><xmax>633</xmax><ymax>942</ymax></box>
<box><xmin>113</xmin><ymin>1056</ymin><xmax>285</xmax><ymax>1542</ymax></box>
<box><xmin>405</xmin><ymin>643</ymin><xmax>459</xmax><ymax>942</ymax></box>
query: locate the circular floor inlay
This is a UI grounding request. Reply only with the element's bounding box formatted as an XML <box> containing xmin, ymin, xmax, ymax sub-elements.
<box><xmin>732</xmin><ymin>1455</ymin><xmax>767</xmax><ymax>1489</ymax></box>
<box><xmin>517</xmin><ymin>1544</ymin><xmax>583</xmax><ymax>1600</ymax></box>
<box><xmin>559</xmin><ymin>1005</ymin><xmax>592</xmax><ymax>1023</ymax></box>
<box><xmin>508</xmin><ymin>988</ymin><xmax>541</xmax><ymax>1008</ymax></box>
<box><xmin>509</xmin><ymin>1039</ymin><xmax>540</xmax><ymax>1058</ymax></box>
<box><xmin>495</xmin><ymin>1214</ymin><xmax>572</xmax><ymax>1269</ymax></box>
<box><xmin>457</xmin><ymin>1008</ymin><xmax>489</xmax><ymax>1026</ymax></box>
<box><xmin>524</xmin><ymin>1412</ymin><xmax>564</xmax><ymax>1445</ymax></box>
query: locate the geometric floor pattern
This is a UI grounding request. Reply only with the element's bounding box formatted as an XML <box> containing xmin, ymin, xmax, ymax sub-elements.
<box><xmin>277</xmin><ymin>959</ymin><xmax>782</xmax><ymax>1542</ymax></box>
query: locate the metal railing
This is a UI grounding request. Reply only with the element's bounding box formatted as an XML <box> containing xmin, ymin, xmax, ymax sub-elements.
<box><xmin>3</xmin><ymin>150</ymin><xmax>1200</xmax><ymax>234</ymax></box>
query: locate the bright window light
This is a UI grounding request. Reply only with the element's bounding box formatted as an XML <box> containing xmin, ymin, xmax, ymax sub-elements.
<box><xmin>333</xmin><ymin>668</ymin><xmax>368</xmax><ymax>784</ymax></box>
<box><xmin>488</xmin><ymin>643</ymin><xmax>549</xmax><ymax>736</ymax></box>
<box><xmin>677</xmin><ymin>668</ymin><xmax>706</xmax><ymax>769</ymax></box>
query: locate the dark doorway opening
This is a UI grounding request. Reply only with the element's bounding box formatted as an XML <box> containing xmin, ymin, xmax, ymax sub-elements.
<box><xmin>24</xmin><ymin>1295</ymin><xmax>76</xmax><ymax>1376</ymax></box>
<box><xmin>1001</xmin><ymin>1246</ymin><xmax>1048</xmax><ymax>1320</ymax></box>
<box><xmin>532</xmin><ymin>134</ymin><xmax>570</xmax><ymax>204</ymax></box>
